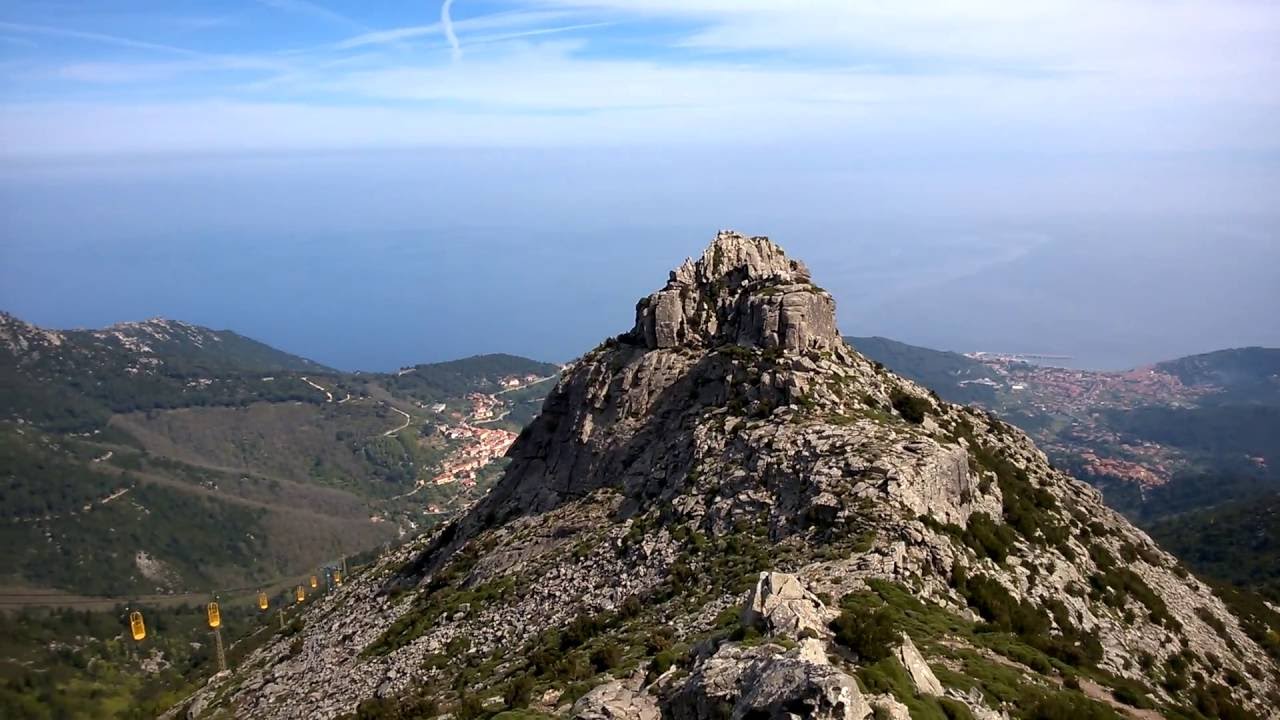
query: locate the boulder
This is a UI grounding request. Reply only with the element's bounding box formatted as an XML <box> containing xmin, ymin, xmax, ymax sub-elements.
<box><xmin>745</xmin><ymin>571</ymin><xmax>831</xmax><ymax>639</ymax></box>
<box><xmin>572</xmin><ymin>680</ymin><xmax>660</xmax><ymax>720</ymax></box>
<box><xmin>665</xmin><ymin>642</ymin><xmax>871</xmax><ymax>720</ymax></box>
<box><xmin>867</xmin><ymin>694</ymin><xmax>911</xmax><ymax>720</ymax></box>
<box><xmin>894</xmin><ymin>633</ymin><xmax>943</xmax><ymax>696</ymax></box>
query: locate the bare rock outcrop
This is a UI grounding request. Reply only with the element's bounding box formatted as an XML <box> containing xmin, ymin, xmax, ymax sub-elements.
<box><xmin>744</xmin><ymin>571</ymin><xmax>832</xmax><ymax>638</ymax></box>
<box><xmin>184</xmin><ymin>231</ymin><xmax>1280</xmax><ymax>720</ymax></box>
<box><xmin>666</xmin><ymin>642</ymin><xmax>870</xmax><ymax>720</ymax></box>
<box><xmin>633</xmin><ymin>230</ymin><xmax>839</xmax><ymax>353</ymax></box>
<box><xmin>572</xmin><ymin>680</ymin><xmax>661</xmax><ymax>720</ymax></box>
<box><xmin>895</xmin><ymin>633</ymin><xmax>943</xmax><ymax>696</ymax></box>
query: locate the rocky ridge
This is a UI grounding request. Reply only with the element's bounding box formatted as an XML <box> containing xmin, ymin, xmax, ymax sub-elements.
<box><xmin>178</xmin><ymin>231</ymin><xmax>1280</xmax><ymax>720</ymax></box>
<box><xmin>0</xmin><ymin>311</ymin><xmax>325</xmax><ymax>374</ymax></box>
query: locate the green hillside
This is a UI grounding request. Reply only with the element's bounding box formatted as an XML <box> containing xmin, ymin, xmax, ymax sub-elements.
<box><xmin>379</xmin><ymin>353</ymin><xmax>560</xmax><ymax>404</ymax></box>
<box><xmin>0</xmin><ymin>313</ymin><xmax>332</xmax><ymax>432</ymax></box>
<box><xmin>1147</xmin><ymin>490</ymin><xmax>1280</xmax><ymax>602</ymax></box>
<box><xmin>1156</xmin><ymin>347</ymin><xmax>1280</xmax><ymax>401</ymax></box>
<box><xmin>0</xmin><ymin>312</ymin><xmax>558</xmax><ymax>599</ymax></box>
<box><xmin>0</xmin><ymin>422</ymin><xmax>393</xmax><ymax>596</ymax></box>
<box><xmin>846</xmin><ymin>336</ymin><xmax>1000</xmax><ymax>404</ymax></box>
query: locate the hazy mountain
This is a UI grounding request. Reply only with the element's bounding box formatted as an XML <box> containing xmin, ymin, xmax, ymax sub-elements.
<box><xmin>178</xmin><ymin>232</ymin><xmax>1279</xmax><ymax>720</ymax></box>
<box><xmin>0</xmin><ymin>311</ymin><xmax>334</xmax><ymax>432</ymax></box>
<box><xmin>1156</xmin><ymin>347</ymin><xmax>1280</xmax><ymax>403</ymax></box>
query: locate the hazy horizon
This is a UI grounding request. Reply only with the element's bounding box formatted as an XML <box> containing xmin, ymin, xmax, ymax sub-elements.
<box><xmin>3</xmin><ymin>149</ymin><xmax>1277</xmax><ymax>372</ymax></box>
<box><xmin>2</xmin><ymin>1</ymin><xmax>1278</xmax><ymax>371</ymax></box>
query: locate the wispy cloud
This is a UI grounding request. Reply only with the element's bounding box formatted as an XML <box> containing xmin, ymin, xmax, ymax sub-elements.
<box><xmin>465</xmin><ymin>22</ymin><xmax>616</xmax><ymax>48</ymax></box>
<box><xmin>254</xmin><ymin>0</ymin><xmax>366</xmax><ymax>31</ymax></box>
<box><xmin>0</xmin><ymin>20</ymin><xmax>210</xmax><ymax>58</ymax></box>
<box><xmin>331</xmin><ymin>10</ymin><xmax>572</xmax><ymax>51</ymax></box>
<box><xmin>441</xmin><ymin>0</ymin><xmax>461</xmax><ymax>61</ymax></box>
<box><xmin>0</xmin><ymin>0</ymin><xmax>1276</xmax><ymax>157</ymax></box>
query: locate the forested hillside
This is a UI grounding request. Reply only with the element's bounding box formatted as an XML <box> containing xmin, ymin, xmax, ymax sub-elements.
<box><xmin>0</xmin><ymin>312</ymin><xmax>558</xmax><ymax>598</ymax></box>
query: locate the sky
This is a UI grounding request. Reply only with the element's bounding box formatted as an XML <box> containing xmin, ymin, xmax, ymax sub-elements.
<box><xmin>1</xmin><ymin>1</ymin><xmax>1278</xmax><ymax>370</ymax></box>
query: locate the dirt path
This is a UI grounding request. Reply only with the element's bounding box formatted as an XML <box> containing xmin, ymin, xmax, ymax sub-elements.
<box><xmin>383</xmin><ymin>406</ymin><xmax>412</xmax><ymax>436</ymax></box>
<box><xmin>301</xmin><ymin>376</ymin><xmax>334</xmax><ymax>402</ymax></box>
<box><xmin>10</xmin><ymin>482</ymin><xmax>133</xmax><ymax>523</ymax></box>
<box><xmin>94</xmin><ymin>486</ymin><xmax>131</xmax><ymax>506</ymax></box>
<box><xmin>1079</xmin><ymin>679</ymin><xmax>1164</xmax><ymax>720</ymax></box>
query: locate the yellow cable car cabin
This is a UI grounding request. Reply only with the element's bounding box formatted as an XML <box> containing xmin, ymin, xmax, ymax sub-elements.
<box><xmin>258</xmin><ymin>591</ymin><xmax>269</xmax><ymax>610</ymax></box>
<box><xmin>129</xmin><ymin>611</ymin><xmax>146</xmax><ymax>641</ymax></box>
<box><xmin>207</xmin><ymin>601</ymin><xmax>221</xmax><ymax>629</ymax></box>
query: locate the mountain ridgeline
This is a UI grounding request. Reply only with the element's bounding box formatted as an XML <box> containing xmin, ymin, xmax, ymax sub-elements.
<box><xmin>0</xmin><ymin>313</ymin><xmax>330</xmax><ymax>432</ymax></box>
<box><xmin>0</xmin><ymin>311</ymin><xmax>558</xmax><ymax>598</ymax></box>
<box><xmin>178</xmin><ymin>232</ymin><xmax>1280</xmax><ymax>720</ymax></box>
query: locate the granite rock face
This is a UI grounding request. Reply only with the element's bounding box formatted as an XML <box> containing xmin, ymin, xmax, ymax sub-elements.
<box><xmin>181</xmin><ymin>231</ymin><xmax>1280</xmax><ymax>720</ymax></box>
<box><xmin>745</xmin><ymin>571</ymin><xmax>832</xmax><ymax>639</ymax></box>
<box><xmin>572</xmin><ymin>680</ymin><xmax>661</xmax><ymax>720</ymax></box>
<box><xmin>634</xmin><ymin>230</ymin><xmax>839</xmax><ymax>353</ymax></box>
<box><xmin>895</xmin><ymin>633</ymin><xmax>943</xmax><ymax>696</ymax></box>
<box><xmin>665</xmin><ymin>642</ymin><xmax>870</xmax><ymax>720</ymax></box>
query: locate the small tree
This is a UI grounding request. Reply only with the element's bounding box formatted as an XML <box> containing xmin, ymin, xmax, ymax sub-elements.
<box><xmin>890</xmin><ymin>389</ymin><xmax>930</xmax><ymax>424</ymax></box>
<box><xmin>830</xmin><ymin>606</ymin><xmax>898</xmax><ymax>661</ymax></box>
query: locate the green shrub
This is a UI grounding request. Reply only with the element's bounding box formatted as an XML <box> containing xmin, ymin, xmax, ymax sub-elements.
<box><xmin>1111</xmin><ymin>685</ymin><xmax>1153</xmax><ymax>709</ymax></box>
<box><xmin>1026</xmin><ymin>691</ymin><xmax>1123</xmax><ymax>720</ymax></box>
<box><xmin>504</xmin><ymin>674</ymin><xmax>534</xmax><ymax>708</ymax></box>
<box><xmin>953</xmin><ymin>573</ymin><xmax>1048</xmax><ymax>637</ymax></box>
<box><xmin>590</xmin><ymin>642</ymin><xmax>623</xmax><ymax>672</ymax></box>
<box><xmin>830</xmin><ymin>606</ymin><xmax>899</xmax><ymax>662</ymax></box>
<box><xmin>961</xmin><ymin>512</ymin><xmax>1018</xmax><ymax>562</ymax></box>
<box><xmin>966</xmin><ymin>442</ymin><xmax>1068</xmax><ymax>548</ymax></box>
<box><xmin>890</xmin><ymin>389</ymin><xmax>930</xmax><ymax>424</ymax></box>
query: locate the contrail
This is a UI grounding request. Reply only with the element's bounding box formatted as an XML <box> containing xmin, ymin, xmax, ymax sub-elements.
<box><xmin>441</xmin><ymin>0</ymin><xmax>461</xmax><ymax>61</ymax></box>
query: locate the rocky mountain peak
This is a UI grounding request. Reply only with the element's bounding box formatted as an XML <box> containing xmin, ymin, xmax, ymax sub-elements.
<box><xmin>632</xmin><ymin>230</ymin><xmax>838</xmax><ymax>353</ymax></box>
<box><xmin>676</xmin><ymin>230</ymin><xmax>809</xmax><ymax>286</ymax></box>
<box><xmin>188</xmin><ymin>232</ymin><xmax>1280</xmax><ymax>720</ymax></box>
<box><xmin>0</xmin><ymin>310</ymin><xmax>65</xmax><ymax>355</ymax></box>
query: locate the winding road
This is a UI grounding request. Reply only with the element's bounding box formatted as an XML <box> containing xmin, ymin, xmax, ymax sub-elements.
<box><xmin>494</xmin><ymin>374</ymin><xmax>556</xmax><ymax>395</ymax></box>
<box><xmin>383</xmin><ymin>407</ymin><xmax>412</xmax><ymax>436</ymax></box>
<box><xmin>301</xmin><ymin>376</ymin><xmax>333</xmax><ymax>403</ymax></box>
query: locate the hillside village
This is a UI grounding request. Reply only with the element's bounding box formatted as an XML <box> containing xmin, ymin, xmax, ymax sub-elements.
<box><xmin>967</xmin><ymin>356</ymin><xmax>1225</xmax><ymax>488</ymax></box>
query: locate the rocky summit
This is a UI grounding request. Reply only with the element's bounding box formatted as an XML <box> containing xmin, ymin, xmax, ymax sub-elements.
<box><xmin>174</xmin><ymin>231</ymin><xmax>1280</xmax><ymax>720</ymax></box>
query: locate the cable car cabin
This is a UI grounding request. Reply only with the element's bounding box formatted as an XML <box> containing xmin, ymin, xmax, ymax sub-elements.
<box><xmin>129</xmin><ymin>611</ymin><xmax>146</xmax><ymax>641</ymax></box>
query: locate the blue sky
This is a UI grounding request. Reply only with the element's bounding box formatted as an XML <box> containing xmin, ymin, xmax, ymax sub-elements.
<box><xmin>1</xmin><ymin>2</ymin><xmax>1278</xmax><ymax>370</ymax></box>
<box><xmin>2</xmin><ymin>0</ymin><xmax>1278</xmax><ymax>157</ymax></box>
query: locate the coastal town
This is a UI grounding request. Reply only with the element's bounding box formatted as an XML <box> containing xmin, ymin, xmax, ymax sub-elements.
<box><xmin>430</xmin><ymin>423</ymin><xmax>518</xmax><ymax>488</ymax></box>
<box><xmin>966</xmin><ymin>355</ymin><xmax>1211</xmax><ymax>488</ymax></box>
<box><xmin>972</xmin><ymin>354</ymin><xmax>1211</xmax><ymax>414</ymax></box>
<box><xmin>398</xmin><ymin>372</ymin><xmax>552</xmax><ymax>503</ymax></box>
